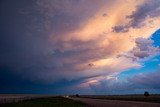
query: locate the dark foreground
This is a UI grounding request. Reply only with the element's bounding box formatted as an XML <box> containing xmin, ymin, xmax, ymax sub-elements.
<box><xmin>0</xmin><ymin>97</ymin><xmax>85</xmax><ymax>107</ymax></box>
<box><xmin>79</xmin><ymin>95</ymin><xmax>160</xmax><ymax>103</ymax></box>
<box><xmin>1</xmin><ymin>94</ymin><xmax>160</xmax><ymax>107</ymax></box>
<box><xmin>71</xmin><ymin>97</ymin><xmax>160</xmax><ymax>107</ymax></box>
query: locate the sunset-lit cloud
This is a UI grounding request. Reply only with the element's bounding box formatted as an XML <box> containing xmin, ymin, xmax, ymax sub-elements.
<box><xmin>0</xmin><ymin>0</ymin><xmax>160</xmax><ymax>94</ymax></box>
<box><xmin>44</xmin><ymin>0</ymin><xmax>160</xmax><ymax>81</ymax></box>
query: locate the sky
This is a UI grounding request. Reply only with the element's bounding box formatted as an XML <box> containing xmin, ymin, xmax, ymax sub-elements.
<box><xmin>0</xmin><ymin>0</ymin><xmax>160</xmax><ymax>95</ymax></box>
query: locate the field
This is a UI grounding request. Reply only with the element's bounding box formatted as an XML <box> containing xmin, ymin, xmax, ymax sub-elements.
<box><xmin>1</xmin><ymin>94</ymin><xmax>160</xmax><ymax>107</ymax></box>
<box><xmin>0</xmin><ymin>96</ymin><xmax>85</xmax><ymax>107</ymax></box>
<box><xmin>78</xmin><ymin>94</ymin><xmax>160</xmax><ymax>103</ymax></box>
<box><xmin>71</xmin><ymin>97</ymin><xmax>160</xmax><ymax>107</ymax></box>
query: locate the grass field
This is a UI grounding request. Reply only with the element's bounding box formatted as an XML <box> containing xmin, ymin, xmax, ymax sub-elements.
<box><xmin>0</xmin><ymin>97</ymin><xmax>86</xmax><ymax>107</ymax></box>
<box><xmin>78</xmin><ymin>94</ymin><xmax>160</xmax><ymax>103</ymax></box>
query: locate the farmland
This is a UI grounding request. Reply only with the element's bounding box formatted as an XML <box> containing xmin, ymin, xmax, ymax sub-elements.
<box><xmin>77</xmin><ymin>94</ymin><xmax>160</xmax><ymax>103</ymax></box>
<box><xmin>0</xmin><ymin>95</ymin><xmax>85</xmax><ymax>107</ymax></box>
<box><xmin>1</xmin><ymin>94</ymin><xmax>160</xmax><ymax>107</ymax></box>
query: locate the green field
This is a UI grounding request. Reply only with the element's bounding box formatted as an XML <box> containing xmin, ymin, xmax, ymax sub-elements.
<box><xmin>0</xmin><ymin>97</ymin><xmax>86</xmax><ymax>107</ymax></box>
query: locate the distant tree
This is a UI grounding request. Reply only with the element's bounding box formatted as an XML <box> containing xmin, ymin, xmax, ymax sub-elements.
<box><xmin>76</xmin><ymin>94</ymin><xmax>80</xmax><ymax>97</ymax></box>
<box><xmin>144</xmin><ymin>91</ymin><xmax>150</xmax><ymax>97</ymax></box>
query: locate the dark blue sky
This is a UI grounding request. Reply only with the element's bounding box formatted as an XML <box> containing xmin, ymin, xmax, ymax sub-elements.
<box><xmin>0</xmin><ymin>0</ymin><xmax>160</xmax><ymax>95</ymax></box>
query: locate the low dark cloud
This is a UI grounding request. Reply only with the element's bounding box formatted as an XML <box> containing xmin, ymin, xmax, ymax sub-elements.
<box><xmin>0</xmin><ymin>65</ymin><xmax>85</xmax><ymax>94</ymax></box>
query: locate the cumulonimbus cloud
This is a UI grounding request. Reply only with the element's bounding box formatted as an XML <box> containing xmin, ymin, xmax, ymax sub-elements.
<box><xmin>0</xmin><ymin>0</ymin><xmax>160</xmax><ymax>86</ymax></box>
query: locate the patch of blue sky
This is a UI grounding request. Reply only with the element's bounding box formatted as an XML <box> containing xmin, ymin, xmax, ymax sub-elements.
<box><xmin>118</xmin><ymin>55</ymin><xmax>160</xmax><ymax>81</ymax></box>
<box><xmin>151</xmin><ymin>29</ymin><xmax>160</xmax><ymax>47</ymax></box>
<box><xmin>118</xmin><ymin>29</ymin><xmax>160</xmax><ymax>81</ymax></box>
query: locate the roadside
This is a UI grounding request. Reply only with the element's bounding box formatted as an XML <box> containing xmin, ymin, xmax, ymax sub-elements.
<box><xmin>71</xmin><ymin>97</ymin><xmax>160</xmax><ymax>107</ymax></box>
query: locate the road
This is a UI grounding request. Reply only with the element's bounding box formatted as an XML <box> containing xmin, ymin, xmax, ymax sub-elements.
<box><xmin>71</xmin><ymin>97</ymin><xmax>160</xmax><ymax>107</ymax></box>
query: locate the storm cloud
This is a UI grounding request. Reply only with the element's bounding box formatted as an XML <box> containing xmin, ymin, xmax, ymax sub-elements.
<box><xmin>0</xmin><ymin>0</ymin><xmax>160</xmax><ymax>94</ymax></box>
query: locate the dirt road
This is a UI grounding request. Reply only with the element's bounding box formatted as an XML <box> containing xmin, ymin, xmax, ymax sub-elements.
<box><xmin>71</xmin><ymin>97</ymin><xmax>160</xmax><ymax>107</ymax></box>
